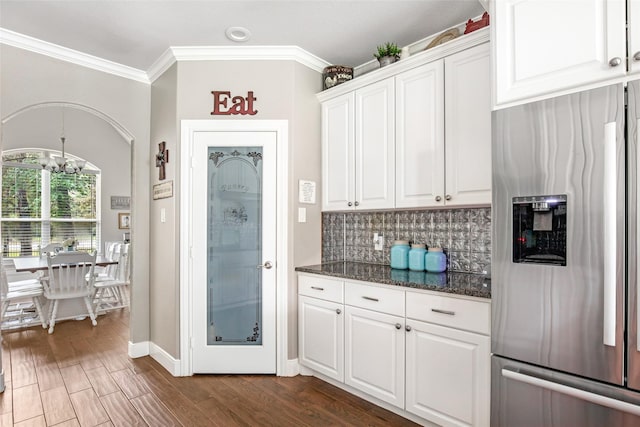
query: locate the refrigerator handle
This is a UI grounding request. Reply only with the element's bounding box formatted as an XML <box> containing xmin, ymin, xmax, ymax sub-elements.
<box><xmin>603</xmin><ymin>122</ymin><xmax>617</xmax><ymax>347</ymax></box>
<box><xmin>501</xmin><ymin>368</ymin><xmax>640</xmax><ymax>416</ymax></box>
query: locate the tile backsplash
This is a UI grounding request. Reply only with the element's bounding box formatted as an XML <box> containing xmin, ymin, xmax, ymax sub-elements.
<box><xmin>322</xmin><ymin>207</ymin><xmax>491</xmax><ymax>274</ymax></box>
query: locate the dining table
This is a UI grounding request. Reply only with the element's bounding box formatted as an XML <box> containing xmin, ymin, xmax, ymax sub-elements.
<box><xmin>10</xmin><ymin>255</ymin><xmax>120</xmax><ymax>324</ymax></box>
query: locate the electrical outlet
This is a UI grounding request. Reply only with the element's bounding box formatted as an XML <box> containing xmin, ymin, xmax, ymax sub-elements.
<box><xmin>373</xmin><ymin>233</ymin><xmax>384</xmax><ymax>251</ymax></box>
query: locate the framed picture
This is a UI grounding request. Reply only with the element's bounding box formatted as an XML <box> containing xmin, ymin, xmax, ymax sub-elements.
<box><xmin>118</xmin><ymin>212</ymin><xmax>131</xmax><ymax>229</ymax></box>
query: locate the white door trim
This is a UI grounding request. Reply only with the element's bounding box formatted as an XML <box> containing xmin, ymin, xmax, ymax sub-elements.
<box><xmin>179</xmin><ymin>119</ymin><xmax>289</xmax><ymax>376</ymax></box>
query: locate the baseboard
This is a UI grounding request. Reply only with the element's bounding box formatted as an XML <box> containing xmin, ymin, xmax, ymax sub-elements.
<box><xmin>149</xmin><ymin>342</ymin><xmax>181</xmax><ymax>376</ymax></box>
<box><xmin>128</xmin><ymin>341</ymin><xmax>150</xmax><ymax>358</ymax></box>
<box><xmin>280</xmin><ymin>358</ymin><xmax>300</xmax><ymax>377</ymax></box>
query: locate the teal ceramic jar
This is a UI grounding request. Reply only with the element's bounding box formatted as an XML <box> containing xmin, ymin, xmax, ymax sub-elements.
<box><xmin>408</xmin><ymin>244</ymin><xmax>427</xmax><ymax>271</ymax></box>
<box><xmin>390</xmin><ymin>240</ymin><xmax>410</xmax><ymax>269</ymax></box>
<box><xmin>425</xmin><ymin>247</ymin><xmax>447</xmax><ymax>273</ymax></box>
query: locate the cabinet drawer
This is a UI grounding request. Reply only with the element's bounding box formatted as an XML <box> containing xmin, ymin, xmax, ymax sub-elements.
<box><xmin>298</xmin><ymin>274</ymin><xmax>344</xmax><ymax>303</ymax></box>
<box><xmin>406</xmin><ymin>291</ymin><xmax>490</xmax><ymax>335</ymax></box>
<box><xmin>345</xmin><ymin>282</ymin><xmax>405</xmax><ymax>317</ymax></box>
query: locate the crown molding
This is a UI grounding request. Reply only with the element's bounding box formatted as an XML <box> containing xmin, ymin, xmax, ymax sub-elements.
<box><xmin>0</xmin><ymin>28</ymin><xmax>150</xmax><ymax>84</ymax></box>
<box><xmin>147</xmin><ymin>45</ymin><xmax>330</xmax><ymax>82</ymax></box>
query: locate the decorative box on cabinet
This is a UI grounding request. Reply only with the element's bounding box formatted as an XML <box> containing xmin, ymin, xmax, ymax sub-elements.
<box><xmin>492</xmin><ymin>0</ymin><xmax>627</xmax><ymax>106</ymax></box>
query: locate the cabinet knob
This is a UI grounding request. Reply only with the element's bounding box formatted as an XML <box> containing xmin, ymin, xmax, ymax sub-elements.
<box><xmin>435</xmin><ymin>196</ymin><xmax>442</xmax><ymax>202</ymax></box>
<box><xmin>354</xmin><ymin>201</ymin><xmax>360</xmax><ymax>207</ymax></box>
<box><xmin>445</xmin><ymin>194</ymin><xmax>452</xmax><ymax>201</ymax></box>
<box><xmin>395</xmin><ymin>323</ymin><xmax>402</xmax><ymax>330</ymax></box>
<box><xmin>634</xmin><ymin>51</ymin><xmax>640</xmax><ymax>61</ymax></box>
<box><xmin>336</xmin><ymin>308</ymin><xmax>342</xmax><ymax>315</ymax></box>
<box><xmin>609</xmin><ymin>57</ymin><xmax>622</xmax><ymax>67</ymax></box>
<box><xmin>405</xmin><ymin>325</ymin><xmax>412</xmax><ymax>332</ymax></box>
<box><xmin>348</xmin><ymin>202</ymin><xmax>353</xmax><ymax>207</ymax></box>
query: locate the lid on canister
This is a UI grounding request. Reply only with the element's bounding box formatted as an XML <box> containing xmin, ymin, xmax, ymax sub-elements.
<box><xmin>411</xmin><ymin>243</ymin><xmax>426</xmax><ymax>249</ymax></box>
<box><xmin>429</xmin><ymin>247</ymin><xmax>443</xmax><ymax>252</ymax></box>
<box><xmin>393</xmin><ymin>240</ymin><xmax>410</xmax><ymax>246</ymax></box>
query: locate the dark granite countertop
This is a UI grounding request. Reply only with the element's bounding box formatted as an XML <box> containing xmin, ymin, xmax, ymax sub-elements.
<box><xmin>295</xmin><ymin>261</ymin><xmax>491</xmax><ymax>299</ymax></box>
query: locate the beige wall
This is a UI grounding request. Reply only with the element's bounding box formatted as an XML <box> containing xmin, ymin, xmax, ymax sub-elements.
<box><xmin>0</xmin><ymin>44</ymin><xmax>152</xmax><ymax>344</ymax></box>
<box><xmin>149</xmin><ymin>59</ymin><xmax>323</xmax><ymax>360</ymax></box>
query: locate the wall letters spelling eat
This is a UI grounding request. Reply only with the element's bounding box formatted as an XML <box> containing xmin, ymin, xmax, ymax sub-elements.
<box><xmin>211</xmin><ymin>91</ymin><xmax>258</xmax><ymax>116</ymax></box>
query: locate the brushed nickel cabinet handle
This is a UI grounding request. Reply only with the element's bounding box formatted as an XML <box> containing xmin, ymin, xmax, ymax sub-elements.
<box><xmin>405</xmin><ymin>325</ymin><xmax>412</xmax><ymax>332</ymax></box>
<box><xmin>348</xmin><ymin>202</ymin><xmax>353</xmax><ymax>207</ymax></box>
<box><xmin>431</xmin><ymin>308</ymin><xmax>455</xmax><ymax>316</ymax></box>
<box><xmin>354</xmin><ymin>201</ymin><xmax>360</xmax><ymax>207</ymax></box>
<box><xmin>634</xmin><ymin>51</ymin><xmax>640</xmax><ymax>61</ymax></box>
<box><xmin>395</xmin><ymin>323</ymin><xmax>402</xmax><ymax>330</ymax></box>
<box><xmin>609</xmin><ymin>57</ymin><xmax>622</xmax><ymax>67</ymax></box>
<box><xmin>435</xmin><ymin>195</ymin><xmax>442</xmax><ymax>202</ymax></box>
<box><xmin>362</xmin><ymin>296</ymin><xmax>379</xmax><ymax>302</ymax></box>
<box><xmin>311</xmin><ymin>286</ymin><xmax>324</xmax><ymax>291</ymax></box>
<box><xmin>445</xmin><ymin>194</ymin><xmax>452</xmax><ymax>201</ymax></box>
<box><xmin>336</xmin><ymin>308</ymin><xmax>342</xmax><ymax>314</ymax></box>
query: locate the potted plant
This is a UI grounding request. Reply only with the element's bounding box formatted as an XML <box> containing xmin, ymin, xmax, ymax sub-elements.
<box><xmin>374</xmin><ymin>42</ymin><xmax>402</xmax><ymax>67</ymax></box>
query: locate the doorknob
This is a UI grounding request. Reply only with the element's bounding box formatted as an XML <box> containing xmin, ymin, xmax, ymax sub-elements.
<box><xmin>257</xmin><ymin>261</ymin><xmax>273</xmax><ymax>269</ymax></box>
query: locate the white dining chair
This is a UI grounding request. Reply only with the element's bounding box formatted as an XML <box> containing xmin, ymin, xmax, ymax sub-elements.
<box><xmin>1</xmin><ymin>259</ymin><xmax>48</xmax><ymax>330</ymax></box>
<box><xmin>93</xmin><ymin>243</ymin><xmax>130</xmax><ymax>313</ymax></box>
<box><xmin>42</xmin><ymin>251</ymin><xmax>97</xmax><ymax>334</ymax></box>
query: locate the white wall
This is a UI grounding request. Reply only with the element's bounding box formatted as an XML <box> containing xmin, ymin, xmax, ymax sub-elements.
<box><xmin>0</xmin><ymin>44</ymin><xmax>151</xmax><ymax>344</ymax></box>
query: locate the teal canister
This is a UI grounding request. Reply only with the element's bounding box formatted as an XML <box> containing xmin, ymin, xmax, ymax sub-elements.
<box><xmin>390</xmin><ymin>240</ymin><xmax>410</xmax><ymax>269</ymax></box>
<box><xmin>425</xmin><ymin>247</ymin><xmax>447</xmax><ymax>273</ymax></box>
<box><xmin>408</xmin><ymin>244</ymin><xmax>427</xmax><ymax>271</ymax></box>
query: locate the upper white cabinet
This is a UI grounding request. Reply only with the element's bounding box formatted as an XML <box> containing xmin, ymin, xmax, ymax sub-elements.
<box><xmin>396</xmin><ymin>43</ymin><xmax>491</xmax><ymax>208</ymax></box>
<box><xmin>492</xmin><ymin>0</ymin><xmax>627</xmax><ymax>106</ymax></box>
<box><xmin>444</xmin><ymin>43</ymin><xmax>492</xmax><ymax>206</ymax></box>
<box><xmin>322</xmin><ymin>79</ymin><xmax>395</xmax><ymax>211</ymax></box>
<box><xmin>631</xmin><ymin>0</ymin><xmax>640</xmax><ymax>76</ymax></box>
<box><xmin>321</xmin><ymin>31</ymin><xmax>491</xmax><ymax>211</ymax></box>
<box><xmin>395</xmin><ymin>61</ymin><xmax>445</xmax><ymax>208</ymax></box>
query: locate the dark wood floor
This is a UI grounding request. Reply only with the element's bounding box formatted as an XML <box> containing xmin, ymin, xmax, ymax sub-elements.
<box><xmin>0</xmin><ymin>310</ymin><xmax>419</xmax><ymax>426</ymax></box>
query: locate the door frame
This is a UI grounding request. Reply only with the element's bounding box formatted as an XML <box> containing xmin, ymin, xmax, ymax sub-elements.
<box><xmin>179</xmin><ymin>119</ymin><xmax>289</xmax><ymax>376</ymax></box>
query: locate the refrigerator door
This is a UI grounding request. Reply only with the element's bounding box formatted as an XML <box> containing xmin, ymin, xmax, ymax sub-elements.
<box><xmin>629</xmin><ymin>79</ymin><xmax>640</xmax><ymax>392</ymax></box>
<box><xmin>492</xmin><ymin>356</ymin><xmax>640</xmax><ymax>427</ymax></box>
<box><xmin>492</xmin><ymin>84</ymin><xmax>625</xmax><ymax>385</ymax></box>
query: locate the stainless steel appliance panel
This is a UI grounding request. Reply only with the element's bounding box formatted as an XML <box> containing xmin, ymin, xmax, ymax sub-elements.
<box><xmin>492</xmin><ymin>356</ymin><xmax>640</xmax><ymax>427</ymax></box>
<box><xmin>492</xmin><ymin>84</ymin><xmax>625</xmax><ymax>385</ymax></box>
<box><xmin>628</xmin><ymin>79</ymin><xmax>640</xmax><ymax>392</ymax></box>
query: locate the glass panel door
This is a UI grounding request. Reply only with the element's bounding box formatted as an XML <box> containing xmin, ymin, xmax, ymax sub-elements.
<box><xmin>207</xmin><ymin>147</ymin><xmax>263</xmax><ymax>346</ymax></box>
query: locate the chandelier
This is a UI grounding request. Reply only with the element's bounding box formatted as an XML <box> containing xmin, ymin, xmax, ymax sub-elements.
<box><xmin>38</xmin><ymin>110</ymin><xmax>87</xmax><ymax>174</ymax></box>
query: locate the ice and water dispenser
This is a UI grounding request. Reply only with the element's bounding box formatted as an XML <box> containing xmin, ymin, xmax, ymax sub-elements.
<box><xmin>512</xmin><ymin>195</ymin><xmax>567</xmax><ymax>266</ymax></box>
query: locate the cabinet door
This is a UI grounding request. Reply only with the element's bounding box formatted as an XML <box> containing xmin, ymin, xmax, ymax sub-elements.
<box><xmin>493</xmin><ymin>0</ymin><xmax>626</xmax><ymax>105</ymax></box>
<box><xmin>298</xmin><ymin>296</ymin><xmax>344</xmax><ymax>382</ymax></box>
<box><xmin>322</xmin><ymin>92</ymin><xmax>355</xmax><ymax>211</ymax></box>
<box><xmin>344</xmin><ymin>305</ymin><xmax>404</xmax><ymax>408</ymax></box>
<box><xmin>444</xmin><ymin>43</ymin><xmax>491</xmax><ymax>206</ymax></box>
<box><xmin>396</xmin><ymin>61</ymin><xmax>445</xmax><ymax>208</ymax></box>
<box><xmin>355</xmin><ymin>78</ymin><xmax>395</xmax><ymax>210</ymax></box>
<box><xmin>406</xmin><ymin>319</ymin><xmax>490</xmax><ymax>427</ymax></box>
<box><xmin>631</xmin><ymin>0</ymin><xmax>640</xmax><ymax>76</ymax></box>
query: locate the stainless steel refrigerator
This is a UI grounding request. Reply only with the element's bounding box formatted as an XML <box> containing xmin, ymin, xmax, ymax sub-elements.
<box><xmin>491</xmin><ymin>79</ymin><xmax>640</xmax><ymax>426</ymax></box>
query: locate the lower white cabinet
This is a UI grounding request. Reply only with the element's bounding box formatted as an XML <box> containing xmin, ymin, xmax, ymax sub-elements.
<box><xmin>344</xmin><ymin>305</ymin><xmax>405</xmax><ymax>409</ymax></box>
<box><xmin>297</xmin><ymin>273</ymin><xmax>491</xmax><ymax>426</ymax></box>
<box><xmin>406</xmin><ymin>319</ymin><xmax>490</xmax><ymax>427</ymax></box>
<box><xmin>298</xmin><ymin>295</ymin><xmax>344</xmax><ymax>382</ymax></box>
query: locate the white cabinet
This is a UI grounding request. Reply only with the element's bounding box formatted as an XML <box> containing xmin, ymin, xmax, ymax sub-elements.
<box><xmin>322</xmin><ymin>79</ymin><xmax>395</xmax><ymax>211</ymax></box>
<box><xmin>405</xmin><ymin>291</ymin><xmax>491</xmax><ymax>427</ymax></box>
<box><xmin>395</xmin><ymin>60</ymin><xmax>445</xmax><ymax>208</ymax></box>
<box><xmin>631</xmin><ymin>0</ymin><xmax>640</xmax><ymax>76</ymax></box>
<box><xmin>299</xmin><ymin>296</ymin><xmax>344</xmax><ymax>382</ymax></box>
<box><xmin>493</xmin><ymin>0</ymin><xmax>627</xmax><ymax>106</ymax></box>
<box><xmin>344</xmin><ymin>305</ymin><xmax>405</xmax><ymax>409</ymax></box>
<box><xmin>396</xmin><ymin>43</ymin><xmax>491</xmax><ymax>208</ymax></box>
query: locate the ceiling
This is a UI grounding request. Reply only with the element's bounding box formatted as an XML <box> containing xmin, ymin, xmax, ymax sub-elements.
<box><xmin>0</xmin><ymin>0</ymin><xmax>485</xmax><ymax>73</ymax></box>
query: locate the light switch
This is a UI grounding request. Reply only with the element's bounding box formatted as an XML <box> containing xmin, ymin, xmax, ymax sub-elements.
<box><xmin>160</xmin><ymin>208</ymin><xmax>166</xmax><ymax>223</ymax></box>
<box><xmin>298</xmin><ymin>207</ymin><xmax>307</xmax><ymax>223</ymax></box>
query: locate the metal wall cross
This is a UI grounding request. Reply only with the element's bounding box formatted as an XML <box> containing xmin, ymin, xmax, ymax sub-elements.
<box><xmin>156</xmin><ymin>141</ymin><xmax>169</xmax><ymax>180</ymax></box>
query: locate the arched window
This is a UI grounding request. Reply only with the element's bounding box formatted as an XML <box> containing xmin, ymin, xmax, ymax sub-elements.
<box><xmin>1</xmin><ymin>149</ymin><xmax>101</xmax><ymax>257</ymax></box>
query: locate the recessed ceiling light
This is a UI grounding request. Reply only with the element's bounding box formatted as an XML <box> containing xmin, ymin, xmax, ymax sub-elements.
<box><xmin>225</xmin><ymin>26</ymin><xmax>252</xmax><ymax>42</ymax></box>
